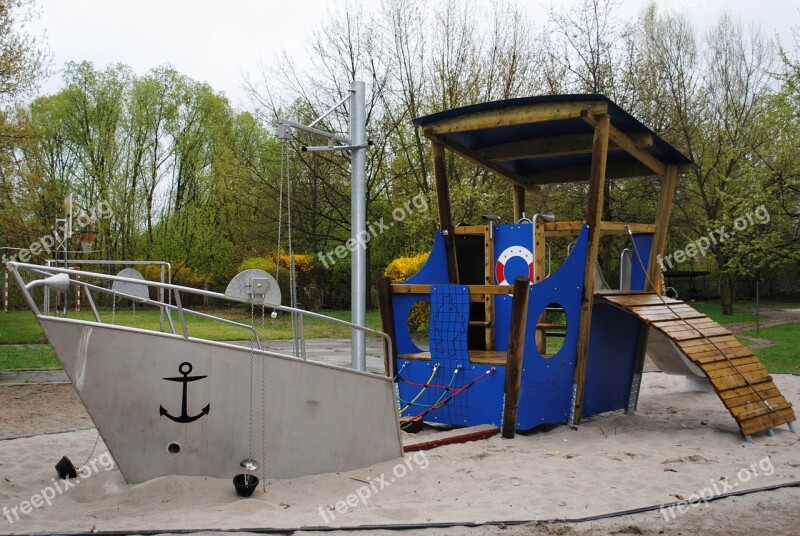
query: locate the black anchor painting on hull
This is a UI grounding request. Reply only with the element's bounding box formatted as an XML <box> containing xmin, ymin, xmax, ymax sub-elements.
<box><xmin>159</xmin><ymin>362</ymin><xmax>210</xmax><ymax>423</ymax></box>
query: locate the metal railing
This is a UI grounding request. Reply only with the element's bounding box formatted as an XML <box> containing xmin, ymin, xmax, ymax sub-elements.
<box><xmin>6</xmin><ymin>262</ymin><xmax>394</xmax><ymax>378</ymax></box>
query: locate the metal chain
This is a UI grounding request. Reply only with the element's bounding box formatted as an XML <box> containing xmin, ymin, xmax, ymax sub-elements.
<box><xmin>111</xmin><ymin>291</ymin><xmax>116</xmax><ymax>325</ymax></box>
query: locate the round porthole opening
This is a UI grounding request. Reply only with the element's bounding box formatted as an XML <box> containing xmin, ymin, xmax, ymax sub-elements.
<box><xmin>167</xmin><ymin>442</ymin><xmax>181</xmax><ymax>454</ymax></box>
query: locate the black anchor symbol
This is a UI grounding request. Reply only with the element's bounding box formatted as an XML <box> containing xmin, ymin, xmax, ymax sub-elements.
<box><xmin>159</xmin><ymin>362</ymin><xmax>210</xmax><ymax>423</ymax></box>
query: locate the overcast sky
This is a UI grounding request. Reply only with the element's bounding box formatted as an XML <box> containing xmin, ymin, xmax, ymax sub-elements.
<box><xmin>27</xmin><ymin>0</ymin><xmax>798</xmax><ymax>108</ymax></box>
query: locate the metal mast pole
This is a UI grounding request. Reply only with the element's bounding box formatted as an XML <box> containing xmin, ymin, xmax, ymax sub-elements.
<box><xmin>350</xmin><ymin>81</ymin><xmax>367</xmax><ymax>372</ymax></box>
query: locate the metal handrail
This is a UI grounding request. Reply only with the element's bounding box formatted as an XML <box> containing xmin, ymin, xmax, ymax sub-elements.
<box><xmin>7</xmin><ymin>262</ymin><xmax>394</xmax><ymax>378</ymax></box>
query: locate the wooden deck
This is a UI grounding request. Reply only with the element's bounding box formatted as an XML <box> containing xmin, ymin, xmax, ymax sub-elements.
<box><xmin>596</xmin><ymin>291</ymin><xmax>795</xmax><ymax>437</ymax></box>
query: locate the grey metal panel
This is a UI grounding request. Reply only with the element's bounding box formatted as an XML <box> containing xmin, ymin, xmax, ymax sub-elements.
<box><xmin>111</xmin><ymin>268</ymin><xmax>149</xmax><ymax>301</ymax></box>
<box><xmin>225</xmin><ymin>269</ymin><xmax>281</xmax><ymax>306</ymax></box>
<box><xmin>39</xmin><ymin>318</ymin><xmax>402</xmax><ymax>484</ymax></box>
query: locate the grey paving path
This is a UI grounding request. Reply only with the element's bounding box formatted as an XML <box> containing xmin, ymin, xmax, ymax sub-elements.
<box><xmin>0</xmin><ymin>338</ymin><xmax>389</xmax><ymax>385</ymax></box>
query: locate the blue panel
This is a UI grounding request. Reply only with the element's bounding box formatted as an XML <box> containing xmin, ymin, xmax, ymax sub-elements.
<box><xmin>629</xmin><ymin>233</ymin><xmax>653</xmax><ymax>291</ymax></box>
<box><xmin>493</xmin><ymin>224</ymin><xmax>535</xmax><ymax>285</ymax></box>
<box><xmin>405</xmin><ymin>232</ymin><xmax>450</xmax><ymax>285</ymax></box>
<box><xmin>516</xmin><ymin>226</ymin><xmax>589</xmax><ymax>430</ymax></box>
<box><xmin>396</xmin><ymin>285</ymin><xmax>505</xmax><ymax>427</ymax></box>
<box><xmin>581</xmin><ymin>304</ymin><xmax>643</xmax><ymax>416</ymax></box>
<box><xmin>493</xmin><ymin>295</ymin><xmax>512</xmax><ymax>352</ymax></box>
<box><xmin>392</xmin><ymin>294</ymin><xmax>431</xmax><ymax>355</ymax></box>
<box><xmin>391</xmin><ymin>232</ymin><xmax>451</xmax><ymax>355</ymax></box>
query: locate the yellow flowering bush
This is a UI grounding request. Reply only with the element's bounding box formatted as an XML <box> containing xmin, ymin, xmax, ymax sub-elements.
<box><xmin>384</xmin><ymin>252</ymin><xmax>430</xmax><ymax>333</ymax></box>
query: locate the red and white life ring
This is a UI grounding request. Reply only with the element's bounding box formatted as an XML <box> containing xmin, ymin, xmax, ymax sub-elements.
<box><xmin>495</xmin><ymin>246</ymin><xmax>534</xmax><ymax>286</ymax></box>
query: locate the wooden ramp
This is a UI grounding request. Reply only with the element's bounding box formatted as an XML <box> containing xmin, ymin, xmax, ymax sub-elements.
<box><xmin>595</xmin><ymin>291</ymin><xmax>795</xmax><ymax>437</ymax></box>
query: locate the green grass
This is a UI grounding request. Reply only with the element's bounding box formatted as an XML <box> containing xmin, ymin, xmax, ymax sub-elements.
<box><xmin>740</xmin><ymin>323</ymin><xmax>800</xmax><ymax>375</ymax></box>
<box><xmin>690</xmin><ymin>301</ymin><xmax>799</xmax><ymax>325</ymax></box>
<box><xmin>0</xmin><ymin>308</ymin><xmax>380</xmax><ymax>345</ymax></box>
<box><xmin>0</xmin><ymin>345</ymin><xmax>60</xmax><ymax>369</ymax></box>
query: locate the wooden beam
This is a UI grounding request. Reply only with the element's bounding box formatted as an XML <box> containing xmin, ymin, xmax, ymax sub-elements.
<box><xmin>502</xmin><ymin>276</ymin><xmax>530</xmax><ymax>439</ymax></box>
<box><xmin>599</xmin><ymin>222</ymin><xmax>657</xmax><ymax>235</ymax></box>
<box><xmin>481</xmin><ymin>133</ymin><xmax>653</xmax><ymax>162</ymax></box>
<box><xmin>533</xmin><ymin>217</ymin><xmax>546</xmax><ymax>283</ymax></box>
<box><xmin>432</xmin><ymin>141</ymin><xmax>459</xmax><ymax>284</ymax></box>
<box><xmin>513</xmin><ymin>185</ymin><xmax>525</xmax><ymax>222</ymax></box>
<box><xmin>376</xmin><ymin>277</ymin><xmax>398</xmax><ymax>378</ymax></box>
<box><xmin>483</xmin><ymin>226</ymin><xmax>495</xmax><ymax>350</ymax></box>
<box><xmin>453</xmin><ymin>225</ymin><xmax>489</xmax><ymax>235</ymax></box>
<box><xmin>423</xmin><ymin>101</ymin><xmax>608</xmax><ymax>136</ymax></box>
<box><xmin>646</xmin><ymin>165</ymin><xmax>678</xmax><ymax>292</ymax></box>
<box><xmin>390</xmin><ymin>284</ymin><xmax>515</xmax><ymax>296</ymax></box>
<box><xmin>582</xmin><ymin>112</ymin><xmax>666</xmax><ymax>176</ymax></box>
<box><xmin>430</xmin><ymin>133</ymin><xmax>534</xmax><ymax>188</ymax></box>
<box><xmin>573</xmin><ymin>113</ymin><xmax>611</xmax><ymax>425</ymax></box>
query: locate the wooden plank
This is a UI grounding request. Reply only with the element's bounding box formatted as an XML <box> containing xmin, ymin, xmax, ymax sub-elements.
<box><xmin>598</xmin><ymin>221</ymin><xmax>657</xmax><ymax>235</ymax></box>
<box><xmin>469</xmin><ymin>350</ymin><xmax>507</xmax><ymax>366</ymax></box>
<box><xmin>573</xmin><ymin>113</ymin><xmax>610</xmax><ymax>424</ymax></box>
<box><xmin>432</xmin><ymin>141</ymin><xmax>459</xmax><ymax>284</ymax></box>
<box><xmin>730</xmin><ymin>399</ymin><xmax>792</xmax><ymax>420</ymax></box>
<box><xmin>632</xmin><ymin>311</ymin><xmax>706</xmax><ymax>322</ymax></box>
<box><xmin>705</xmin><ymin>362</ymin><xmax>767</xmax><ymax>380</ymax></box>
<box><xmin>376</xmin><ymin>277</ymin><xmax>398</xmax><ymax>378</ymax></box>
<box><xmin>710</xmin><ymin>372</ymin><xmax>772</xmax><ymax>391</ymax></box>
<box><xmin>502</xmin><ymin>276</ymin><xmax>530</xmax><ymax>439</ymax></box>
<box><xmin>423</xmin><ymin>101</ymin><xmax>607</xmax><ymax>136</ymax></box>
<box><xmin>391</xmin><ymin>284</ymin><xmax>516</xmax><ymax>296</ymax></box>
<box><xmin>676</xmin><ymin>335</ymin><xmax>739</xmax><ymax>350</ymax></box>
<box><xmin>688</xmin><ymin>346</ymin><xmax>755</xmax><ymax>362</ymax></box>
<box><xmin>542</xmin><ymin>221</ymin><xmax>584</xmax><ymax>237</ymax></box>
<box><xmin>740</xmin><ymin>408</ymin><xmax>795</xmax><ymax>436</ymax></box>
<box><xmin>629</xmin><ymin>304</ymin><xmax>704</xmax><ymax>315</ymax></box>
<box><xmin>599</xmin><ymin>294</ymin><xmax>681</xmax><ymax>307</ymax></box>
<box><xmin>534</xmin><ymin>216</ymin><xmax>546</xmax><ymax>284</ymax></box>
<box><xmin>403</xmin><ymin>424</ymin><xmax>500</xmax><ymax>452</ymax></box>
<box><xmin>453</xmin><ymin>225</ymin><xmax>489</xmax><ymax>235</ymax></box>
<box><xmin>702</xmin><ymin>356</ymin><xmax>760</xmax><ymax>372</ymax></box>
<box><xmin>718</xmin><ymin>381</ymin><xmax>779</xmax><ymax>401</ymax></box>
<box><xmin>519</xmin><ymin>161</ymin><xmax>669</xmax><ymax>184</ymax></box>
<box><xmin>397</xmin><ymin>352</ymin><xmax>432</xmax><ymax>361</ymax></box>
<box><xmin>724</xmin><ymin>388</ymin><xmax>783</xmax><ymax>409</ymax></box>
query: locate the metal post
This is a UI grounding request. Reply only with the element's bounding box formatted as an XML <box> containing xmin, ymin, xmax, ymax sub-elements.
<box><xmin>755</xmin><ymin>280</ymin><xmax>760</xmax><ymax>335</ymax></box>
<box><xmin>350</xmin><ymin>80</ymin><xmax>367</xmax><ymax>372</ymax></box>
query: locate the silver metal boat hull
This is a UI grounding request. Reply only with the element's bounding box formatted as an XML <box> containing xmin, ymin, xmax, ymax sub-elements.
<box><xmin>40</xmin><ymin>317</ymin><xmax>403</xmax><ymax>484</ymax></box>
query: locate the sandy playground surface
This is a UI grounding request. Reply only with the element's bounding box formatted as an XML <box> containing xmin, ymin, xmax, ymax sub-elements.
<box><xmin>0</xmin><ymin>372</ymin><xmax>798</xmax><ymax>535</ymax></box>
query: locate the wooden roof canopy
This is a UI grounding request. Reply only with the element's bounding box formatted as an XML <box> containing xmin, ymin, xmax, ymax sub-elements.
<box><xmin>413</xmin><ymin>94</ymin><xmax>693</xmax><ymax>187</ymax></box>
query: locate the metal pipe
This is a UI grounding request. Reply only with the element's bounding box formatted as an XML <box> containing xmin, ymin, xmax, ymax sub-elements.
<box><xmin>84</xmin><ymin>286</ymin><xmax>101</xmax><ymax>323</ymax></box>
<box><xmin>308</xmin><ymin>92</ymin><xmax>352</xmax><ymax>128</ymax></box>
<box><xmin>8</xmin><ymin>262</ymin><xmax>393</xmax><ymax>372</ymax></box>
<box><xmin>276</xmin><ymin>118</ymin><xmax>350</xmax><ymax>145</ymax></box>
<box><xmin>350</xmin><ymin>80</ymin><xmax>367</xmax><ymax>372</ymax></box>
<box><xmin>531</xmin><ymin>212</ymin><xmax>555</xmax><ymax>283</ymax></box>
<box><xmin>173</xmin><ymin>289</ymin><xmax>188</xmax><ymax>339</ymax></box>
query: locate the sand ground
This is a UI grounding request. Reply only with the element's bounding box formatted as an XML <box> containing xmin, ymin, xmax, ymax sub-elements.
<box><xmin>0</xmin><ymin>372</ymin><xmax>798</xmax><ymax>535</ymax></box>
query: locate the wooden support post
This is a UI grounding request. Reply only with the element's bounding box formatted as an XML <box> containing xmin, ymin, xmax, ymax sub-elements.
<box><xmin>513</xmin><ymin>185</ymin><xmax>525</xmax><ymax>222</ymax></box>
<box><xmin>646</xmin><ymin>165</ymin><xmax>678</xmax><ymax>293</ymax></box>
<box><xmin>432</xmin><ymin>141</ymin><xmax>459</xmax><ymax>283</ymax></box>
<box><xmin>572</xmin><ymin>113</ymin><xmax>610</xmax><ymax>425</ymax></box>
<box><xmin>483</xmin><ymin>226</ymin><xmax>495</xmax><ymax>349</ymax></box>
<box><xmin>376</xmin><ymin>277</ymin><xmax>398</xmax><ymax>378</ymax></box>
<box><xmin>533</xmin><ymin>218</ymin><xmax>546</xmax><ymax>283</ymax></box>
<box><xmin>502</xmin><ymin>276</ymin><xmax>530</xmax><ymax>439</ymax></box>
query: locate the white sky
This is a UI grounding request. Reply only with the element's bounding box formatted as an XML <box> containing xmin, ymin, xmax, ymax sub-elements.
<box><xmin>27</xmin><ymin>0</ymin><xmax>799</xmax><ymax>108</ymax></box>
